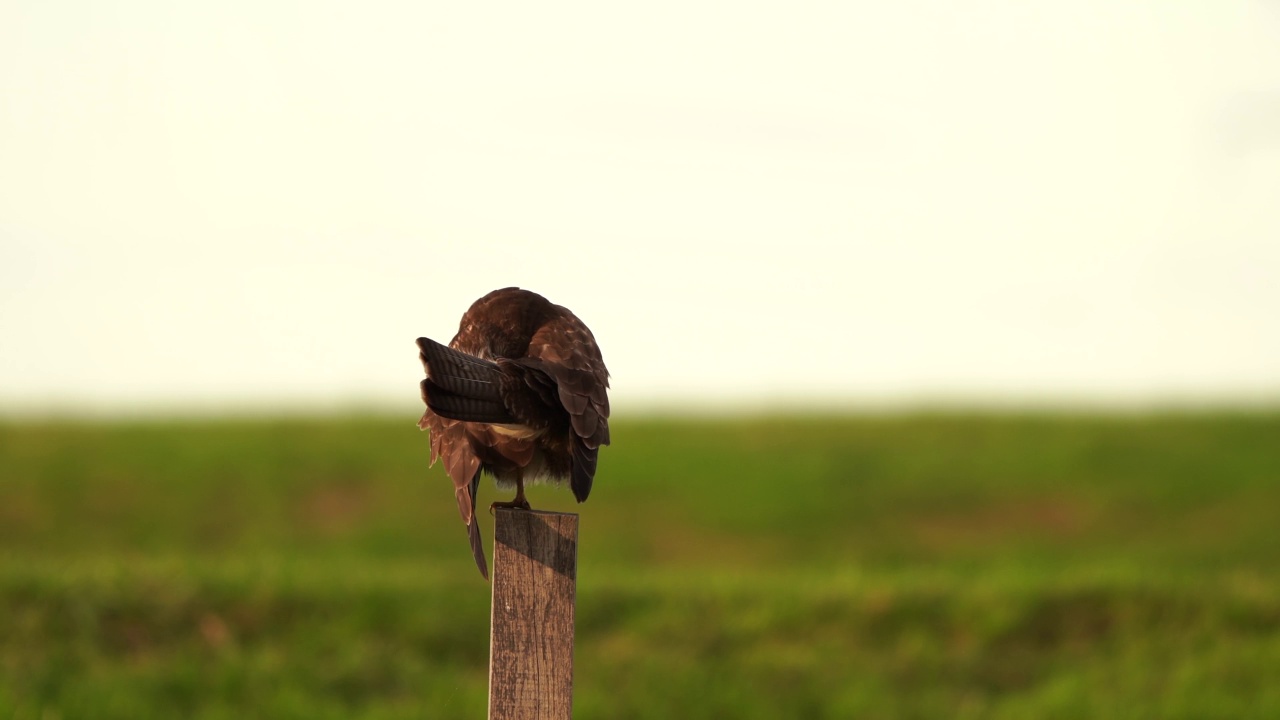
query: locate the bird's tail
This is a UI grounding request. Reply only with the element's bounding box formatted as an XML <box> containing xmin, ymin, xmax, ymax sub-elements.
<box><xmin>417</xmin><ymin>337</ymin><xmax>518</xmax><ymax>424</ymax></box>
<box><xmin>462</xmin><ymin>469</ymin><xmax>489</xmax><ymax>580</ymax></box>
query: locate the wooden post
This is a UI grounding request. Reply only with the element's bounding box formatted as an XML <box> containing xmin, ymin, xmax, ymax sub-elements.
<box><xmin>488</xmin><ymin>508</ymin><xmax>579</xmax><ymax>720</ymax></box>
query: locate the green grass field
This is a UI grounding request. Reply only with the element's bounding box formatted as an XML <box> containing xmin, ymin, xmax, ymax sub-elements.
<box><xmin>2</xmin><ymin>413</ymin><xmax>1278</xmax><ymax>718</ymax></box>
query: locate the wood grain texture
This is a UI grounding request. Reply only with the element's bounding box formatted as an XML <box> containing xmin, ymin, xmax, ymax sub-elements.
<box><xmin>488</xmin><ymin>509</ymin><xmax>578</xmax><ymax>720</ymax></box>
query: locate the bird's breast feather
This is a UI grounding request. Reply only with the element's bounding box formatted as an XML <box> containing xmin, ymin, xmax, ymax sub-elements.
<box><xmin>489</xmin><ymin>423</ymin><xmax>542</xmax><ymax>440</ymax></box>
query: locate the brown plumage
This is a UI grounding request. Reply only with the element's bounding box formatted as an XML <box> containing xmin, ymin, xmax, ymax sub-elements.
<box><xmin>416</xmin><ymin>287</ymin><xmax>611</xmax><ymax>579</ymax></box>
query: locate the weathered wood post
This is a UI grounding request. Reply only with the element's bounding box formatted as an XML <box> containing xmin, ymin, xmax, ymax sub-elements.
<box><xmin>488</xmin><ymin>508</ymin><xmax>579</xmax><ymax>720</ymax></box>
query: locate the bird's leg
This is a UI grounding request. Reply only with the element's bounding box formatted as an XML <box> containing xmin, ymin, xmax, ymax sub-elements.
<box><xmin>489</xmin><ymin>468</ymin><xmax>532</xmax><ymax>513</ymax></box>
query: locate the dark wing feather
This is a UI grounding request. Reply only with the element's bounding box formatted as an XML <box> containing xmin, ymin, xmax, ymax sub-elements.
<box><xmin>418</xmin><ymin>337</ymin><xmax>518</xmax><ymax>424</ymax></box>
<box><xmin>422</xmin><ymin>379</ymin><xmax>514</xmax><ymax>424</ymax></box>
<box><xmin>526</xmin><ymin>311</ymin><xmax>611</xmax><ymax>501</ymax></box>
<box><xmin>493</xmin><ymin>358</ymin><xmax>564</xmax><ymax>431</ymax></box>
<box><xmin>527</xmin><ymin>318</ymin><xmax>610</xmax><ymax>449</ymax></box>
<box><xmin>417</xmin><ymin>337</ymin><xmax>503</xmax><ymax>400</ymax></box>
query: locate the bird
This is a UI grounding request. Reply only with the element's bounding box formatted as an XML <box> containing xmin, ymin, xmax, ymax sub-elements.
<box><xmin>416</xmin><ymin>287</ymin><xmax>611</xmax><ymax>579</ymax></box>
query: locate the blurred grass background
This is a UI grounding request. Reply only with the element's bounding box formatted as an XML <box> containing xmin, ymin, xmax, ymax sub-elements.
<box><xmin>2</xmin><ymin>412</ymin><xmax>1279</xmax><ymax>718</ymax></box>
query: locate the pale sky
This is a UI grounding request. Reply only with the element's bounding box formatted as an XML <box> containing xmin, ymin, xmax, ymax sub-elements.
<box><xmin>2</xmin><ymin>1</ymin><xmax>1279</xmax><ymax>415</ymax></box>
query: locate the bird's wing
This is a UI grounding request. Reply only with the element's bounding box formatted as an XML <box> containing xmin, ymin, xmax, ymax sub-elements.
<box><xmin>526</xmin><ymin>311</ymin><xmax>611</xmax><ymax>447</ymax></box>
<box><xmin>418</xmin><ymin>337</ymin><xmax>518</xmax><ymax>424</ymax></box>
<box><xmin>525</xmin><ymin>310</ymin><xmax>611</xmax><ymax>501</ymax></box>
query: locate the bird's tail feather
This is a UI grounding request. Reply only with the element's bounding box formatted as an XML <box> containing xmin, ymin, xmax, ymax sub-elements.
<box><xmin>571</xmin><ymin>440</ymin><xmax>597</xmax><ymax>503</ymax></box>
<box><xmin>460</xmin><ymin>470</ymin><xmax>489</xmax><ymax>580</ymax></box>
<box><xmin>418</xmin><ymin>337</ymin><xmax>517</xmax><ymax>424</ymax></box>
<box><xmin>468</xmin><ymin>519</ymin><xmax>488</xmax><ymax>580</ymax></box>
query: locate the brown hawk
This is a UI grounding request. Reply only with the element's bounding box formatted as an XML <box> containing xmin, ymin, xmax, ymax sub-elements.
<box><xmin>416</xmin><ymin>287</ymin><xmax>611</xmax><ymax>579</ymax></box>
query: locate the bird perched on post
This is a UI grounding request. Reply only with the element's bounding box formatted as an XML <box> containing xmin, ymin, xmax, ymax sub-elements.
<box><xmin>416</xmin><ymin>287</ymin><xmax>611</xmax><ymax>579</ymax></box>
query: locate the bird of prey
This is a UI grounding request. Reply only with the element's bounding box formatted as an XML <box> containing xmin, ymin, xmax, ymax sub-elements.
<box><xmin>416</xmin><ymin>287</ymin><xmax>611</xmax><ymax>579</ymax></box>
